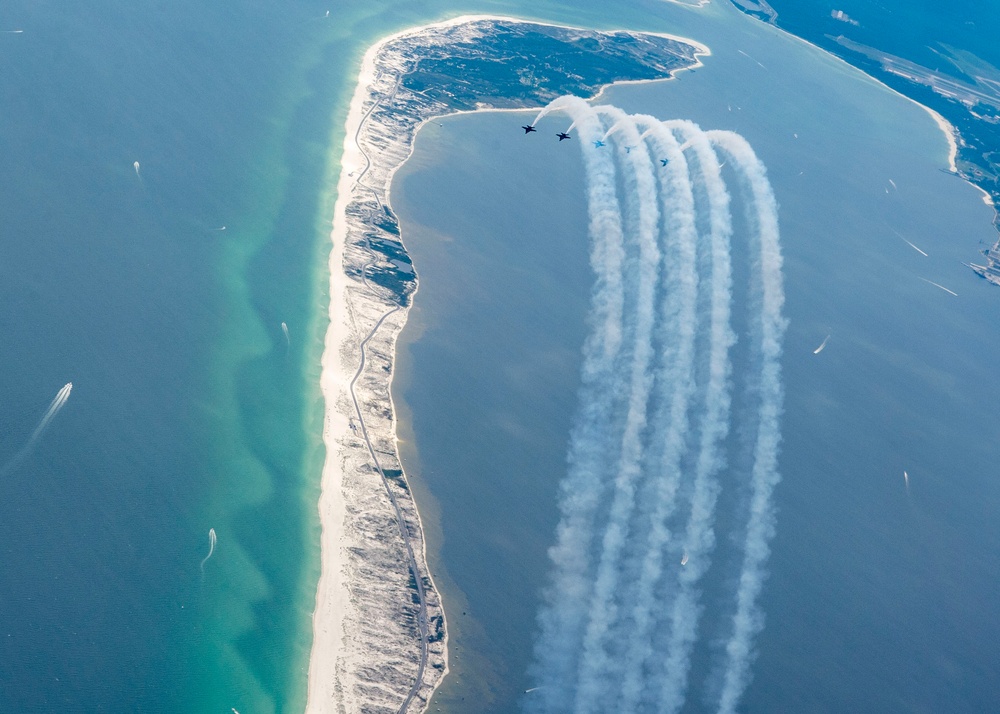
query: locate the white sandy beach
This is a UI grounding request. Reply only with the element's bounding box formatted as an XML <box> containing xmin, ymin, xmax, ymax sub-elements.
<box><xmin>308</xmin><ymin>23</ymin><xmax>431</xmax><ymax>714</ymax></box>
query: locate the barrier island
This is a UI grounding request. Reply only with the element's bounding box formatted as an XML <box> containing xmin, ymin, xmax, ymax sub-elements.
<box><xmin>310</xmin><ymin>16</ymin><xmax>706</xmax><ymax>714</ymax></box>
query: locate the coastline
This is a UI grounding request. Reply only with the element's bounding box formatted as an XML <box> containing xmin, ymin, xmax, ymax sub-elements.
<box><xmin>725</xmin><ymin>2</ymin><xmax>998</xmax><ymax>208</ymax></box>
<box><xmin>309</xmin><ymin>22</ymin><xmax>444</xmax><ymax>714</ymax></box>
<box><xmin>739</xmin><ymin>0</ymin><xmax>1000</xmax><ymax>233</ymax></box>
<box><xmin>730</xmin><ymin>0</ymin><xmax>1000</xmax><ymax>218</ymax></box>
<box><xmin>306</xmin><ymin>15</ymin><xmax>705</xmax><ymax>714</ymax></box>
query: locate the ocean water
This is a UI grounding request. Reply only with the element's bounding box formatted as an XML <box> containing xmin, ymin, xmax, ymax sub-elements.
<box><xmin>0</xmin><ymin>2</ymin><xmax>356</xmax><ymax>710</ymax></box>
<box><xmin>3</xmin><ymin>0</ymin><xmax>998</xmax><ymax>713</ymax></box>
<box><xmin>393</xmin><ymin>2</ymin><xmax>1000</xmax><ymax>713</ymax></box>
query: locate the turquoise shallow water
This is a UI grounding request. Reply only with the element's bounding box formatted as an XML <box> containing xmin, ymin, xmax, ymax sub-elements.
<box><xmin>2</xmin><ymin>0</ymin><xmax>998</xmax><ymax>712</ymax></box>
<box><xmin>0</xmin><ymin>1</ymin><xmax>353</xmax><ymax>710</ymax></box>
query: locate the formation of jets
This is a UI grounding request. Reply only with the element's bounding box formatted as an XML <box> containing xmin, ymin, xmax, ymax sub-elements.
<box><xmin>522</xmin><ymin>124</ymin><xmax>571</xmax><ymax>141</ymax></box>
<box><xmin>520</xmin><ymin>124</ymin><xmax>669</xmax><ymax>166</ymax></box>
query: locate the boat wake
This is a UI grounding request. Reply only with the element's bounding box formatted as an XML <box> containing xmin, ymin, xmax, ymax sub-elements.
<box><xmin>200</xmin><ymin>527</ymin><xmax>217</xmax><ymax>573</ymax></box>
<box><xmin>1</xmin><ymin>382</ymin><xmax>73</xmax><ymax>477</ymax></box>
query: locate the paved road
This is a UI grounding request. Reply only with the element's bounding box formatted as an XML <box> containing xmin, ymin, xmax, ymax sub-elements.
<box><xmin>348</xmin><ymin>74</ymin><xmax>431</xmax><ymax>714</ymax></box>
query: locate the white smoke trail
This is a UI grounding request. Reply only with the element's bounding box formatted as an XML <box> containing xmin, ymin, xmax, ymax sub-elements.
<box><xmin>527</xmin><ymin>95</ymin><xmax>630</xmax><ymax>713</ymax></box>
<box><xmin>526</xmin><ymin>101</ymin><xmax>784</xmax><ymax>714</ymax></box>
<box><xmin>650</xmin><ymin>120</ymin><xmax>736</xmax><ymax>714</ymax></box>
<box><xmin>1</xmin><ymin>382</ymin><xmax>73</xmax><ymax>476</ymax></box>
<box><xmin>200</xmin><ymin>527</ymin><xmax>218</xmax><ymax>573</ymax></box>
<box><xmin>282</xmin><ymin>321</ymin><xmax>291</xmax><ymax>350</ymax></box>
<box><xmin>614</xmin><ymin>116</ymin><xmax>701</xmax><ymax>714</ymax></box>
<box><xmin>532</xmin><ymin>97</ymin><xmax>626</xmax><ymax>371</ymax></box>
<box><xmin>704</xmin><ymin>130</ymin><xmax>786</xmax><ymax>714</ymax></box>
<box><xmin>572</xmin><ymin>106</ymin><xmax>661</xmax><ymax>714</ymax></box>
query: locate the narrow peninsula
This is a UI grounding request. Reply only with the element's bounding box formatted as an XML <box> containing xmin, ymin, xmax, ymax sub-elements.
<box><xmin>310</xmin><ymin>16</ymin><xmax>706</xmax><ymax>714</ymax></box>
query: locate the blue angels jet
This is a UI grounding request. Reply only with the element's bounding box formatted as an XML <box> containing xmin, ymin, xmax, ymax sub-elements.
<box><xmin>557</xmin><ymin>132</ymin><xmax>572</xmax><ymax>141</ymax></box>
<box><xmin>593</xmin><ymin>139</ymin><xmax>606</xmax><ymax>148</ymax></box>
<box><xmin>522</xmin><ymin>124</ymin><xmax>537</xmax><ymax>134</ymax></box>
<box><xmin>660</xmin><ymin>158</ymin><xmax>669</xmax><ymax>166</ymax></box>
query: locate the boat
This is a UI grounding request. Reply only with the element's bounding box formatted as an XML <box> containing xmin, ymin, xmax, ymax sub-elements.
<box><xmin>965</xmin><ymin>238</ymin><xmax>1000</xmax><ymax>286</ymax></box>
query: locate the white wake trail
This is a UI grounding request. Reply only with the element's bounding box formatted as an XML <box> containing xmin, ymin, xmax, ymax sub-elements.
<box><xmin>200</xmin><ymin>527</ymin><xmax>218</xmax><ymax>573</ymax></box>
<box><xmin>705</xmin><ymin>130</ymin><xmax>786</xmax><ymax>714</ymax></box>
<box><xmin>656</xmin><ymin>120</ymin><xmax>736</xmax><ymax>714</ymax></box>
<box><xmin>528</xmin><ymin>95</ymin><xmax>630</xmax><ymax>714</ymax></box>
<box><xmin>614</xmin><ymin>115</ymin><xmax>701</xmax><ymax>714</ymax></box>
<box><xmin>572</xmin><ymin>107</ymin><xmax>661</xmax><ymax>714</ymax></box>
<box><xmin>1</xmin><ymin>382</ymin><xmax>73</xmax><ymax>477</ymax></box>
<box><xmin>30</xmin><ymin>382</ymin><xmax>73</xmax><ymax>443</ymax></box>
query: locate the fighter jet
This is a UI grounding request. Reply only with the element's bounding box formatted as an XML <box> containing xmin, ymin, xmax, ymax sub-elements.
<box><xmin>557</xmin><ymin>132</ymin><xmax>572</xmax><ymax>141</ymax></box>
<box><xmin>660</xmin><ymin>158</ymin><xmax>669</xmax><ymax>166</ymax></box>
<box><xmin>522</xmin><ymin>125</ymin><xmax>537</xmax><ymax>134</ymax></box>
<box><xmin>593</xmin><ymin>139</ymin><xmax>606</xmax><ymax>148</ymax></box>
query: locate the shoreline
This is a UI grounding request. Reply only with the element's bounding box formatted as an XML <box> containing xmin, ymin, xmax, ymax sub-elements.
<box><xmin>309</xmin><ymin>21</ymin><xmax>444</xmax><ymax>714</ymax></box>
<box><xmin>743</xmin><ymin>3</ymin><xmax>1000</xmax><ymax>213</ymax></box>
<box><xmin>730</xmin><ymin>0</ymin><xmax>1000</xmax><ymax>215</ymax></box>
<box><xmin>733</xmin><ymin>4</ymin><xmax>967</xmax><ymax>178</ymax></box>
<box><xmin>306</xmin><ymin>16</ymin><xmax>705</xmax><ymax>714</ymax></box>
